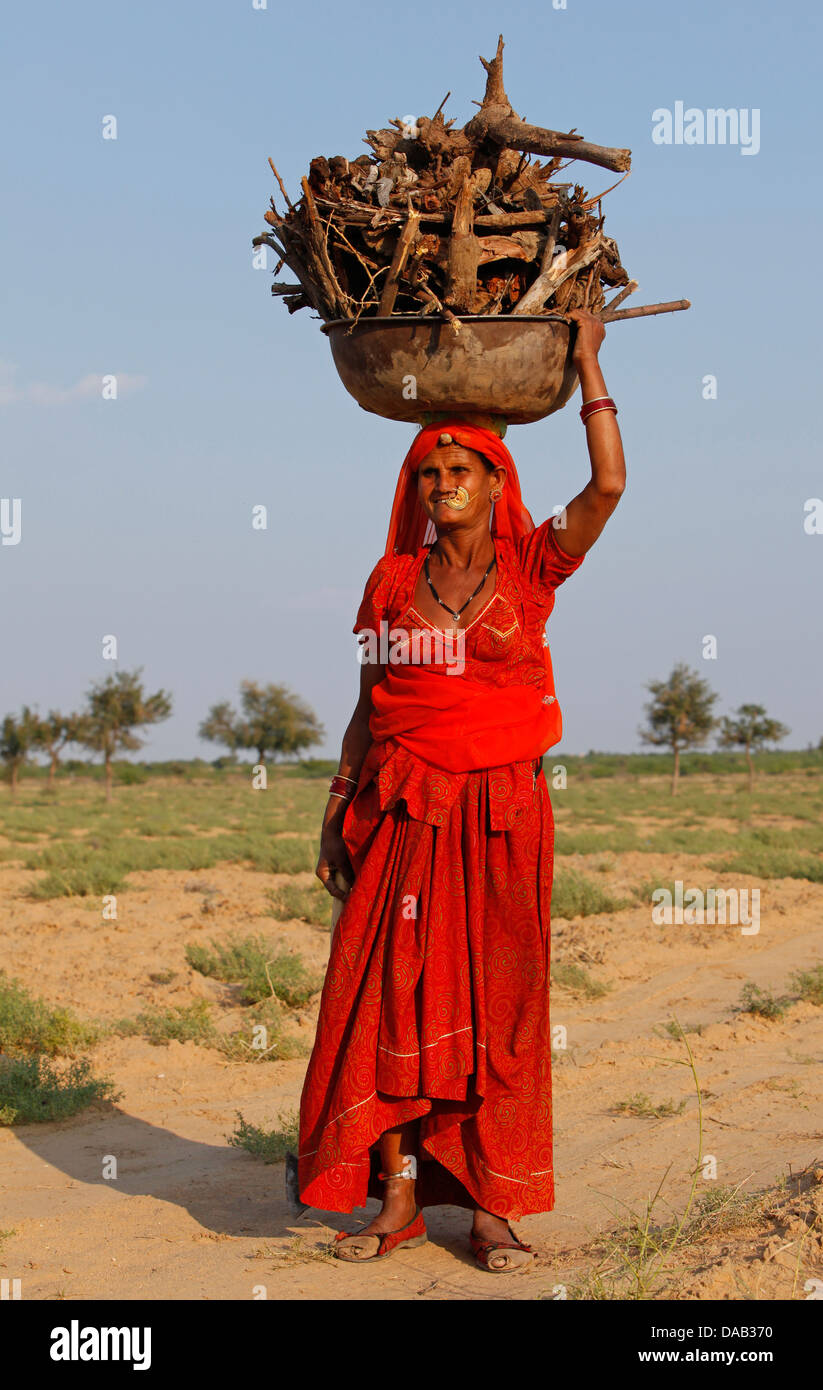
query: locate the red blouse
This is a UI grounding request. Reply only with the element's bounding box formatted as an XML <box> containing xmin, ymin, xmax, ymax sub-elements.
<box><xmin>343</xmin><ymin>518</ymin><xmax>584</xmax><ymax>858</ymax></box>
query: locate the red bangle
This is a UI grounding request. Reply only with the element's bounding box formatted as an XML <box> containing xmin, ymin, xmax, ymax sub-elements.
<box><xmin>580</xmin><ymin>396</ymin><xmax>617</xmax><ymax>424</ymax></box>
<box><xmin>329</xmin><ymin>775</ymin><xmax>356</xmax><ymax>801</ymax></box>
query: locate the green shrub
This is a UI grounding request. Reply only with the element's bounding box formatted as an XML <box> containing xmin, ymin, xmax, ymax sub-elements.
<box><xmin>711</xmin><ymin>848</ymin><xmax>823</xmax><ymax>882</ymax></box>
<box><xmin>0</xmin><ymin>1056</ymin><xmax>120</xmax><ymax>1125</ymax></box>
<box><xmin>551</xmin><ymin>961</ymin><xmax>610</xmax><ymax>999</ymax></box>
<box><xmin>556</xmin><ymin>830</ymin><xmax>640</xmax><ymax>855</ymax></box>
<box><xmin>218</xmin><ymin>998</ymin><xmax>308</xmax><ymax>1062</ymax></box>
<box><xmin>788</xmin><ymin>965</ymin><xmax>823</xmax><ymax>1007</ymax></box>
<box><xmin>26</xmin><ymin>860</ymin><xmax>128</xmax><ymax>899</ymax></box>
<box><xmin>114</xmin><ymin>1000</ymin><xmax>218</xmax><ymax>1047</ymax></box>
<box><xmin>0</xmin><ymin>974</ymin><xmax>100</xmax><ymax>1056</ymax></box>
<box><xmin>186</xmin><ymin>935</ymin><xmax>321</xmax><ymax>1008</ymax></box>
<box><xmin>614</xmin><ymin>1093</ymin><xmax>687</xmax><ymax>1119</ymax></box>
<box><xmin>551</xmin><ymin>870</ymin><xmax>628</xmax><ymax>919</ymax></box>
<box><xmin>114</xmin><ymin>763</ymin><xmax>150</xmax><ymax>785</ymax></box>
<box><xmin>228</xmin><ymin>1110</ymin><xmax>299</xmax><ymax>1162</ymax></box>
<box><xmin>738</xmin><ymin>982</ymin><xmax>792</xmax><ymax>1020</ymax></box>
<box><xmin>265</xmin><ymin>882</ymin><xmax>329</xmax><ymax>927</ymax></box>
<box><xmin>113</xmin><ymin>996</ymin><xmax>307</xmax><ymax>1063</ymax></box>
<box><xmin>655</xmin><ymin>1020</ymin><xmax>704</xmax><ymax>1040</ymax></box>
<box><xmin>258</xmin><ymin>839</ymin><xmax>316</xmax><ymax>875</ymax></box>
<box><xmin>288</xmin><ymin>759</ymin><xmax>338</xmax><ymax>778</ymax></box>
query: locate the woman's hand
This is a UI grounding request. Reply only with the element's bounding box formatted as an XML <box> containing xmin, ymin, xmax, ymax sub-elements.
<box><xmin>316</xmin><ymin>824</ymin><xmax>354</xmax><ymax>902</ymax></box>
<box><xmin>566</xmin><ymin>307</ymin><xmax>605</xmax><ymax>366</ymax></box>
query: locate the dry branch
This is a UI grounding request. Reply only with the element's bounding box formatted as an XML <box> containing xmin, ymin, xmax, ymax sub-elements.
<box><xmin>513</xmin><ymin>235</ymin><xmax>604</xmax><ymax>316</ymax></box>
<box><xmin>378</xmin><ymin>210</ymin><xmax>421</xmax><ymax>315</ymax></box>
<box><xmin>445</xmin><ymin>175</ymin><xmax>481</xmax><ymax>311</ymax></box>
<box><xmin>603</xmin><ymin>279</ymin><xmax>639</xmax><ymax>314</ymax></box>
<box><xmin>600</xmin><ymin>298</ymin><xmax>691</xmax><ymax>323</ymax></box>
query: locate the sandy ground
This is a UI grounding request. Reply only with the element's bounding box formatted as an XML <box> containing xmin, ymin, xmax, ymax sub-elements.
<box><xmin>1</xmin><ymin>854</ymin><xmax>822</xmax><ymax>1301</ymax></box>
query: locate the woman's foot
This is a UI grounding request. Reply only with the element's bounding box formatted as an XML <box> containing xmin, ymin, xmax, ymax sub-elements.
<box><xmin>470</xmin><ymin>1207</ymin><xmax>535</xmax><ymax>1272</ymax></box>
<box><xmin>357</xmin><ymin>1176</ymin><xmax>418</xmax><ymax>1237</ymax></box>
<box><xmin>334</xmin><ymin>1176</ymin><xmax>426</xmax><ymax>1261</ymax></box>
<box><xmin>334</xmin><ymin>1128</ymin><xmax>424</xmax><ymax>1261</ymax></box>
<box><xmin>471</xmin><ymin>1208</ymin><xmax>516</xmax><ymax>1244</ymax></box>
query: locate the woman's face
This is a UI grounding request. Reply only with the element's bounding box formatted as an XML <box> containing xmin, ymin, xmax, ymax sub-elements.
<box><xmin>417</xmin><ymin>444</ymin><xmax>504</xmax><ymax>529</ymax></box>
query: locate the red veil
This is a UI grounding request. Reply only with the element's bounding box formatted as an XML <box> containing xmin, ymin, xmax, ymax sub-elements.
<box><xmin>384</xmin><ymin>418</ymin><xmax>536</xmax><ymax>556</ymax></box>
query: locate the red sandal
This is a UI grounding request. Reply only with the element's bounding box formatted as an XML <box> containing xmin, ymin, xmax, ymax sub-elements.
<box><xmin>470</xmin><ymin>1224</ymin><xmax>535</xmax><ymax>1273</ymax></box>
<box><xmin>334</xmin><ymin>1155</ymin><xmax>427</xmax><ymax>1262</ymax></box>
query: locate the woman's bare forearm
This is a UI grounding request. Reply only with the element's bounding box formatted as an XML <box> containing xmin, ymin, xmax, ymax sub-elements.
<box><xmin>554</xmin><ymin>310</ymin><xmax>626</xmax><ymax>557</ymax></box>
<box><xmin>323</xmin><ymin>711</ymin><xmax>370</xmax><ymax>817</ymax></box>
<box><xmin>317</xmin><ymin>656</ymin><xmax>385</xmax><ymax>900</ymax></box>
<box><xmin>322</xmin><ymin>662</ymin><xmax>383</xmax><ymax>829</ymax></box>
<box><xmin>577</xmin><ymin>354</ymin><xmax>626</xmax><ymax>496</ymax></box>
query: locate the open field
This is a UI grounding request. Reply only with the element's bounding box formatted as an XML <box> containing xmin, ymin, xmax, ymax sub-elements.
<box><xmin>1</xmin><ymin>759</ymin><xmax>822</xmax><ymax>1301</ymax></box>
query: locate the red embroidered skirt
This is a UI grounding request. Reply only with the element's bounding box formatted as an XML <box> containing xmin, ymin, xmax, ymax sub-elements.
<box><xmin>297</xmin><ymin>740</ymin><xmax>556</xmax><ymax>1220</ymax></box>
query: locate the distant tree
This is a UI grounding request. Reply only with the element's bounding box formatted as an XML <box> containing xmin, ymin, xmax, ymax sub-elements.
<box><xmin>639</xmin><ymin>663</ymin><xmax>719</xmax><ymax>795</ymax></box>
<box><xmin>718</xmin><ymin>704</ymin><xmax>790</xmax><ymax>792</ymax></box>
<box><xmin>199</xmin><ymin>680</ymin><xmax>324</xmax><ymax>765</ymax></box>
<box><xmin>77</xmin><ymin>669</ymin><xmax>172</xmax><ymax>802</ymax></box>
<box><xmin>0</xmin><ymin>706</ymin><xmax>38</xmax><ymax>798</ymax></box>
<box><xmin>30</xmin><ymin>710</ymin><xmax>83</xmax><ymax>790</ymax></box>
<box><xmin>198</xmin><ymin>701</ymin><xmax>242</xmax><ymax>758</ymax></box>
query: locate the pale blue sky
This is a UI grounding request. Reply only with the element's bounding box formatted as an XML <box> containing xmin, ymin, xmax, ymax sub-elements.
<box><xmin>1</xmin><ymin>0</ymin><xmax>820</xmax><ymax>759</ymax></box>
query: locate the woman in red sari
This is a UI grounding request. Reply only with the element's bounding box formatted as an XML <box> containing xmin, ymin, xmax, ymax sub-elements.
<box><xmin>298</xmin><ymin>310</ymin><xmax>625</xmax><ymax>1271</ymax></box>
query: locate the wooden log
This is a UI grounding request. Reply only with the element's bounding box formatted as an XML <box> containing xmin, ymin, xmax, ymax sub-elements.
<box><xmin>475</xmin><ymin>208</ymin><xmax>561</xmax><ymax>229</ymax></box>
<box><xmin>253</xmin><ymin>232</ymin><xmax>286</xmax><ymax>255</ymax></box>
<box><xmin>538</xmin><ymin>205</ymin><xmax>562</xmax><ymax>273</ymax></box>
<box><xmin>513</xmin><ymin>235</ymin><xmax>603</xmax><ymax>315</ymax></box>
<box><xmin>447</xmin><ymin>154</ymin><xmax>473</xmax><ymax>199</ymax></box>
<box><xmin>444</xmin><ymin>174</ymin><xmax>480</xmax><ymax>312</ymax></box>
<box><xmin>464</xmin><ymin>36</ymin><xmax>630</xmax><ymax>174</ymax></box>
<box><xmin>413</xmin><ymin>283</ymin><xmax>462</xmax><ymax>332</ymax></box>
<box><xmin>276</xmin><ymin>230</ymin><xmax>326</xmax><ymax>316</ymax></box>
<box><xmin>299</xmin><ymin>176</ymin><xmax>349</xmax><ymax>319</ymax></box>
<box><xmin>600</xmin><ymin>298</ymin><xmax>691</xmax><ymax>323</ymax></box>
<box><xmin>466</xmin><ymin>112</ymin><xmax>630</xmax><ymax>173</ymax></box>
<box><xmin>377</xmin><ymin>210</ymin><xmax>421</xmax><ymax>315</ymax></box>
<box><xmin>603</xmin><ymin>279</ymin><xmax>638</xmax><ymax>314</ymax></box>
<box><xmin>477</xmin><ymin>34</ymin><xmax>510</xmax><ymax>109</ymax></box>
<box><xmin>476</xmin><ymin>232</ymin><xmax>540</xmax><ymax>264</ymax></box>
<box><xmin>314</xmin><ymin>199</ymin><xmax>565</xmax><ymax>231</ymax></box>
<box><xmin>583</xmin><ymin>266</ymin><xmax>595</xmax><ymax>308</ymax></box>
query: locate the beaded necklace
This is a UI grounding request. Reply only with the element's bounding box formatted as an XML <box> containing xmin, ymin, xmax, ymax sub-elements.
<box><xmin>424</xmin><ymin>552</ymin><xmax>497</xmax><ymax>625</ymax></box>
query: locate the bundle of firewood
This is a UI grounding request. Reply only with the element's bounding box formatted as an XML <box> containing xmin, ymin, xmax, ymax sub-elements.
<box><xmin>255</xmin><ymin>38</ymin><xmax>688</xmax><ymax>329</ymax></box>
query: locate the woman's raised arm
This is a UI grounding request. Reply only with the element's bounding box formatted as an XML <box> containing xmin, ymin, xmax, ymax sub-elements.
<box><xmin>551</xmin><ymin>307</ymin><xmax>626</xmax><ymax>558</ymax></box>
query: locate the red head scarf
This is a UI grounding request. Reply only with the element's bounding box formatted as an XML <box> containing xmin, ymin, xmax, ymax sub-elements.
<box><xmin>384</xmin><ymin>418</ymin><xmax>535</xmax><ymax>556</ymax></box>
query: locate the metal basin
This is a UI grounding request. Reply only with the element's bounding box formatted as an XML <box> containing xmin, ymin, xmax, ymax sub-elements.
<box><xmin>321</xmin><ymin>315</ymin><xmax>579</xmax><ymax>425</ymax></box>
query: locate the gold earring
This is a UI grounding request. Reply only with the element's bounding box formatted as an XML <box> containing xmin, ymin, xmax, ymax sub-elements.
<box><xmin>490</xmin><ymin>488</ymin><xmax>503</xmax><ymax>501</ymax></box>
